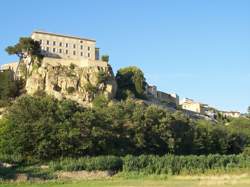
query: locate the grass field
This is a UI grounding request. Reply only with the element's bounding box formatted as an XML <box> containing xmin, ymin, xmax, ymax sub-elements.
<box><xmin>1</xmin><ymin>174</ymin><xmax>250</xmax><ymax>187</ymax></box>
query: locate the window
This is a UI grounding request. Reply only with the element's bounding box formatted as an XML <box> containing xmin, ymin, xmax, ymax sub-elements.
<box><xmin>73</xmin><ymin>51</ymin><xmax>76</xmax><ymax>55</ymax></box>
<box><xmin>66</xmin><ymin>43</ymin><xmax>68</xmax><ymax>48</ymax></box>
<box><xmin>65</xmin><ymin>50</ymin><xmax>68</xmax><ymax>54</ymax></box>
<box><xmin>80</xmin><ymin>40</ymin><xmax>83</xmax><ymax>43</ymax></box>
<box><xmin>88</xmin><ymin>53</ymin><xmax>90</xmax><ymax>57</ymax></box>
<box><xmin>88</xmin><ymin>46</ymin><xmax>90</xmax><ymax>51</ymax></box>
<box><xmin>53</xmin><ymin>48</ymin><xmax>56</xmax><ymax>52</ymax></box>
<box><xmin>80</xmin><ymin>45</ymin><xmax>83</xmax><ymax>50</ymax></box>
<box><xmin>73</xmin><ymin>44</ymin><xmax>76</xmax><ymax>48</ymax></box>
<box><xmin>39</xmin><ymin>40</ymin><xmax>42</xmax><ymax>44</ymax></box>
<box><xmin>80</xmin><ymin>52</ymin><xmax>83</xmax><ymax>56</ymax></box>
<box><xmin>59</xmin><ymin>49</ymin><xmax>62</xmax><ymax>53</ymax></box>
<box><xmin>59</xmin><ymin>42</ymin><xmax>62</xmax><ymax>47</ymax></box>
<box><xmin>46</xmin><ymin>47</ymin><xmax>49</xmax><ymax>52</ymax></box>
<box><xmin>47</xmin><ymin>40</ymin><xmax>49</xmax><ymax>45</ymax></box>
<box><xmin>53</xmin><ymin>41</ymin><xmax>56</xmax><ymax>46</ymax></box>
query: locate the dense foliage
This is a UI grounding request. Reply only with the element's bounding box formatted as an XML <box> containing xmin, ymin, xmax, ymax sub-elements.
<box><xmin>122</xmin><ymin>154</ymin><xmax>250</xmax><ymax>175</ymax></box>
<box><xmin>115</xmin><ymin>66</ymin><xmax>146</xmax><ymax>100</ymax></box>
<box><xmin>0</xmin><ymin>95</ymin><xmax>248</xmax><ymax>162</ymax></box>
<box><xmin>5</xmin><ymin>37</ymin><xmax>42</xmax><ymax>59</ymax></box>
<box><xmin>49</xmin><ymin>156</ymin><xmax>122</xmax><ymax>171</ymax></box>
<box><xmin>0</xmin><ymin>70</ymin><xmax>23</xmax><ymax>107</ymax></box>
<box><xmin>49</xmin><ymin>154</ymin><xmax>250</xmax><ymax>175</ymax></box>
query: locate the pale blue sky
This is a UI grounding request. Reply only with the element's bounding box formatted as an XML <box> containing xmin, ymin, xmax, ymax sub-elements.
<box><xmin>0</xmin><ymin>0</ymin><xmax>249</xmax><ymax>112</ymax></box>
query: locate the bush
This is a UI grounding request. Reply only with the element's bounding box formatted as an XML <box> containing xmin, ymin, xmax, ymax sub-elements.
<box><xmin>97</xmin><ymin>70</ymin><xmax>109</xmax><ymax>83</ymax></box>
<box><xmin>67</xmin><ymin>87</ymin><xmax>75</xmax><ymax>94</ymax></box>
<box><xmin>122</xmin><ymin>154</ymin><xmax>250</xmax><ymax>175</ymax></box>
<box><xmin>49</xmin><ymin>156</ymin><xmax>123</xmax><ymax>171</ymax></box>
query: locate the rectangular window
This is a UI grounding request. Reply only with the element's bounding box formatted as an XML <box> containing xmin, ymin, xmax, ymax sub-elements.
<box><xmin>80</xmin><ymin>45</ymin><xmax>83</xmax><ymax>50</ymax></box>
<box><xmin>66</xmin><ymin>43</ymin><xmax>68</xmax><ymax>48</ymax></box>
<box><xmin>59</xmin><ymin>49</ymin><xmax>62</xmax><ymax>53</ymax></box>
<box><xmin>65</xmin><ymin>50</ymin><xmax>68</xmax><ymax>54</ymax></box>
<box><xmin>46</xmin><ymin>47</ymin><xmax>49</xmax><ymax>52</ymax></box>
<box><xmin>47</xmin><ymin>40</ymin><xmax>49</xmax><ymax>45</ymax></box>
<box><xmin>53</xmin><ymin>41</ymin><xmax>56</xmax><ymax>46</ymax></box>
<box><xmin>73</xmin><ymin>44</ymin><xmax>76</xmax><ymax>48</ymax></box>
<box><xmin>88</xmin><ymin>53</ymin><xmax>90</xmax><ymax>57</ymax></box>
<box><xmin>73</xmin><ymin>51</ymin><xmax>76</xmax><ymax>55</ymax></box>
<box><xmin>39</xmin><ymin>40</ymin><xmax>42</xmax><ymax>44</ymax></box>
<box><xmin>81</xmin><ymin>52</ymin><xmax>83</xmax><ymax>56</ymax></box>
<box><xmin>53</xmin><ymin>48</ymin><xmax>56</xmax><ymax>52</ymax></box>
<box><xmin>88</xmin><ymin>46</ymin><xmax>90</xmax><ymax>51</ymax></box>
<box><xmin>59</xmin><ymin>42</ymin><xmax>62</xmax><ymax>47</ymax></box>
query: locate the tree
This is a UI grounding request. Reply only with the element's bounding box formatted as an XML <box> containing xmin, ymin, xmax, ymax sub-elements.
<box><xmin>6</xmin><ymin>37</ymin><xmax>42</xmax><ymax>59</ymax></box>
<box><xmin>6</xmin><ymin>37</ymin><xmax>43</xmax><ymax>78</ymax></box>
<box><xmin>101</xmin><ymin>55</ymin><xmax>109</xmax><ymax>62</ymax></box>
<box><xmin>115</xmin><ymin>66</ymin><xmax>146</xmax><ymax>100</ymax></box>
<box><xmin>0</xmin><ymin>70</ymin><xmax>23</xmax><ymax>107</ymax></box>
<box><xmin>248</xmin><ymin>106</ymin><xmax>250</xmax><ymax>116</ymax></box>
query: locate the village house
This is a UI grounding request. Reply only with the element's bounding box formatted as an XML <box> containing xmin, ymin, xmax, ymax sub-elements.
<box><xmin>146</xmin><ymin>85</ymin><xmax>179</xmax><ymax>108</ymax></box>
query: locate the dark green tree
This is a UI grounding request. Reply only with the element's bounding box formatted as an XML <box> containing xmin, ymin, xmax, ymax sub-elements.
<box><xmin>115</xmin><ymin>66</ymin><xmax>146</xmax><ymax>100</ymax></box>
<box><xmin>101</xmin><ymin>55</ymin><xmax>109</xmax><ymax>62</ymax></box>
<box><xmin>6</xmin><ymin>37</ymin><xmax>42</xmax><ymax>59</ymax></box>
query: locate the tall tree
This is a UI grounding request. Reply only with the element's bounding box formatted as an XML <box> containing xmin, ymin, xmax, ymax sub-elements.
<box><xmin>6</xmin><ymin>37</ymin><xmax>42</xmax><ymax>59</ymax></box>
<box><xmin>5</xmin><ymin>37</ymin><xmax>43</xmax><ymax>77</ymax></box>
<box><xmin>115</xmin><ymin>66</ymin><xmax>146</xmax><ymax>100</ymax></box>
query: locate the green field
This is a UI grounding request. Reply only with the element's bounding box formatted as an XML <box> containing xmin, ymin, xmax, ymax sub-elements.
<box><xmin>1</xmin><ymin>174</ymin><xmax>250</xmax><ymax>187</ymax></box>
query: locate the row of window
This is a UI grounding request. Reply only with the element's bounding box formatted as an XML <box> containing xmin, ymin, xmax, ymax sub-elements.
<box><xmin>40</xmin><ymin>40</ymin><xmax>91</xmax><ymax>50</ymax></box>
<box><xmin>43</xmin><ymin>47</ymin><xmax>90</xmax><ymax>57</ymax></box>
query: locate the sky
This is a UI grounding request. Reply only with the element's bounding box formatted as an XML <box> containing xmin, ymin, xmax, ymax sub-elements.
<box><xmin>0</xmin><ymin>0</ymin><xmax>249</xmax><ymax>113</ymax></box>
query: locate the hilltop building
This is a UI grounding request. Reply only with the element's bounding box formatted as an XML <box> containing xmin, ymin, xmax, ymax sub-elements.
<box><xmin>1</xmin><ymin>31</ymin><xmax>107</xmax><ymax>71</ymax></box>
<box><xmin>221</xmin><ymin>111</ymin><xmax>241</xmax><ymax>118</ymax></box>
<box><xmin>180</xmin><ymin>98</ymin><xmax>205</xmax><ymax>114</ymax></box>
<box><xmin>31</xmin><ymin>31</ymin><xmax>99</xmax><ymax>61</ymax></box>
<box><xmin>0</xmin><ymin>62</ymin><xmax>18</xmax><ymax>72</ymax></box>
<box><xmin>146</xmin><ymin>85</ymin><xmax>179</xmax><ymax>108</ymax></box>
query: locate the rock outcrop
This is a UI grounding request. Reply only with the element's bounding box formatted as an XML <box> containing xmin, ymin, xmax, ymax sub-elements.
<box><xmin>25</xmin><ymin>57</ymin><xmax>117</xmax><ymax>106</ymax></box>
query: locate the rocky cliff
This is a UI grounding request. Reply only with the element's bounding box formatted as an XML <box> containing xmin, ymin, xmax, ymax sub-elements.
<box><xmin>24</xmin><ymin>58</ymin><xmax>117</xmax><ymax>106</ymax></box>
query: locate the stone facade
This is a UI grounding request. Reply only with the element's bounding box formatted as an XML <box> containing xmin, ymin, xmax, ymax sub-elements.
<box><xmin>31</xmin><ymin>31</ymin><xmax>98</xmax><ymax>61</ymax></box>
<box><xmin>145</xmin><ymin>85</ymin><xmax>179</xmax><ymax>108</ymax></box>
<box><xmin>180</xmin><ymin>98</ymin><xmax>205</xmax><ymax>114</ymax></box>
<box><xmin>221</xmin><ymin>111</ymin><xmax>241</xmax><ymax>118</ymax></box>
<box><xmin>0</xmin><ymin>62</ymin><xmax>18</xmax><ymax>72</ymax></box>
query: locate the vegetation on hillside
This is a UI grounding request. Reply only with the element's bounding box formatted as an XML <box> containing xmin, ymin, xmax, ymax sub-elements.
<box><xmin>0</xmin><ymin>70</ymin><xmax>23</xmax><ymax>107</ymax></box>
<box><xmin>115</xmin><ymin>66</ymin><xmax>146</xmax><ymax>100</ymax></box>
<box><xmin>0</xmin><ymin>95</ymin><xmax>249</xmax><ymax>162</ymax></box>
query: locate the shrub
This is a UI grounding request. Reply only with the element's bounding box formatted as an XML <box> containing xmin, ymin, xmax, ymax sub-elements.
<box><xmin>122</xmin><ymin>154</ymin><xmax>250</xmax><ymax>175</ymax></box>
<box><xmin>67</xmin><ymin>87</ymin><xmax>75</xmax><ymax>94</ymax></box>
<box><xmin>97</xmin><ymin>70</ymin><xmax>109</xmax><ymax>83</ymax></box>
<box><xmin>69</xmin><ymin>63</ymin><xmax>75</xmax><ymax>70</ymax></box>
<box><xmin>49</xmin><ymin>156</ymin><xmax>123</xmax><ymax>171</ymax></box>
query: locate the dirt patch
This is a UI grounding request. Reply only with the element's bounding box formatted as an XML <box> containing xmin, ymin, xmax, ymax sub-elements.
<box><xmin>56</xmin><ymin>170</ymin><xmax>116</xmax><ymax>180</ymax></box>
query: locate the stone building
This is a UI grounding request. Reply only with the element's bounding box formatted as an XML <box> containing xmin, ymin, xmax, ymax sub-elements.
<box><xmin>0</xmin><ymin>62</ymin><xmax>18</xmax><ymax>72</ymax></box>
<box><xmin>31</xmin><ymin>31</ymin><xmax>99</xmax><ymax>61</ymax></box>
<box><xmin>1</xmin><ymin>31</ymin><xmax>108</xmax><ymax>72</ymax></box>
<box><xmin>180</xmin><ymin>98</ymin><xmax>205</xmax><ymax>114</ymax></box>
<box><xmin>145</xmin><ymin>85</ymin><xmax>179</xmax><ymax>108</ymax></box>
<box><xmin>221</xmin><ymin>111</ymin><xmax>241</xmax><ymax>118</ymax></box>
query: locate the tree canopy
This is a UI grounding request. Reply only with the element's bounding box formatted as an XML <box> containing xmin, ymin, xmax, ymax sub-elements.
<box><xmin>5</xmin><ymin>37</ymin><xmax>42</xmax><ymax>59</ymax></box>
<box><xmin>115</xmin><ymin>66</ymin><xmax>146</xmax><ymax>100</ymax></box>
<box><xmin>0</xmin><ymin>70</ymin><xmax>23</xmax><ymax>107</ymax></box>
<box><xmin>0</xmin><ymin>95</ymin><xmax>248</xmax><ymax>162</ymax></box>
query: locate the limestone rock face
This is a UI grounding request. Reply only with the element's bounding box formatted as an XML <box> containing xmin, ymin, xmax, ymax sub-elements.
<box><xmin>25</xmin><ymin>59</ymin><xmax>117</xmax><ymax>106</ymax></box>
